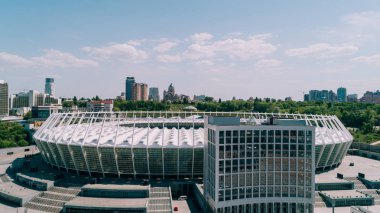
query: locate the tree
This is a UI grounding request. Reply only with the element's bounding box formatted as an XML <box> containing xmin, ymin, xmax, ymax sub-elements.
<box><xmin>0</xmin><ymin>121</ymin><xmax>30</xmax><ymax>148</ymax></box>
<box><xmin>92</xmin><ymin>95</ymin><xmax>101</xmax><ymax>101</ymax></box>
<box><xmin>73</xmin><ymin>96</ymin><xmax>78</xmax><ymax>106</ymax></box>
<box><xmin>23</xmin><ymin>112</ymin><xmax>32</xmax><ymax>120</ymax></box>
<box><xmin>205</xmin><ymin>96</ymin><xmax>214</xmax><ymax>102</ymax></box>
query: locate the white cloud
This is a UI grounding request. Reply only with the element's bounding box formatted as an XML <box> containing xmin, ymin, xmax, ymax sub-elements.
<box><xmin>189</xmin><ymin>32</ymin><xmax>214</xmax><ymax>44</ymax></box>
<box><xmin>127</xmin><ymin>39</ymin><xmax>145</xmax><ymax>46</ymax></box>
<box><xmin>285</xmin><ymin>43</ymin><xmax>358</xmax><ymax>58</ymax></box>
<box><xmin>342</xmin><ymin>11</ymin><xmax>380</xmax><ymax>28</ymax></box>
<box><xmin>0</xmin><ymin>52</ymin><xmax>33</xmax><ymax>66</ymax></box>
<box><xmin>254</xmin><ymin>59</ymin><xmax>281</xmax><ymax>68</ymax></box>
<box><xmin>157</xmin><ymin>55</ymin><xmax>182</xmax><ymax>63</ymax></box>
<box><xmin>0</xmin><ymin>50</ymin><xmax>98</xmax><ymax>68</ymax></box>
<box><xmin>352</xmin><ymin>54</ymin><xmax>380</xmax><ymax>66</ymax></box>
<box><xmin>184</xmin><ymin>35</ymin><xmax>276</xmax><ymax>61</ymax></box>
<box><xmin>153</xmin><ymin>41</ymin><xmax>178</xmax><ymax>52</ymax></box>
<box><xmin>82</xmin><ymin>43</ymin><xmax>148</xmax><ymax>62</ymax></box>
<box><xmin>32</xmin><ymin>49</ymin><xmax>98</xmax><ymax>68</ymax></box>
<box><xmin>193</xmin><ymin>60</ymin><xmax>214</xmax><ymax>66</ymax></box>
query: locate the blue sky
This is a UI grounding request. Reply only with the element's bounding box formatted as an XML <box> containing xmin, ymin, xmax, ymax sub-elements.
<box><xmin>1</xmin><ymin>1</ymin><xmax>380</xmax><ymax>100</ymax></box>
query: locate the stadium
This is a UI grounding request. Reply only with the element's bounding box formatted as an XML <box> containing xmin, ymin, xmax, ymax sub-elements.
<box><xmin>33</xmin><ymin>111</ymin><xmax>353</xmax><ymax>178</ymax></box>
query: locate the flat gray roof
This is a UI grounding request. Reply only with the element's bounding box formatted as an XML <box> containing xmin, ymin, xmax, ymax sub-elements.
<box><xmin>316</xmin><ymin>155</ymin><xmax>380</xmax><ymax>180</ymax></box>
<box><xmin>320</xmin><ymin>190</ymin><xmax>367</xmax><ymax>199</ymax></box>
<box><xmin>65</xmin><ymin>197</ymin><xmax>147</xmax><ymax>209</ymax></box>
<box><xmin>0</xmin><ymin>182</ymin><xmax>40</xmax><ymax>197</ymax></box>
<box><xmin>315</xmin><ymin>176</ymin><xmax>350</xmax><ymax>184</ymax></box>
<box><xmin>82</xmin><ymin>184</ymin><xmax>149</xmax><ymax>191</ymax></box>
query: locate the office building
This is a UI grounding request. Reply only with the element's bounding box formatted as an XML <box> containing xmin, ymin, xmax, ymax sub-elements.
<box><xmin>194</xmin><ymin>95</ymin><xmax>206</xmax><ymax>102</ymax></box>
<box><xmin>204</xmin><ymin>116</ymin><xmax>315</xmax><ymax>213</ymax></box>
<box><xmin>116</xmin><ymin>92</ymin><xmax>126</xmax><ymax>100</ymax></box>
<box><xmin>303</xmin><ymin>94</ymin><xmax>310</xmax><ymax>102</ymax></box>
<box><xmin>0</xmin><ymin>80</ymin><xmax>9</xmax><ymax>116</ymax></box>
<box><xmin>125</xmin><ymin>77</ymin><xmax>135</xmax><ymax>100</ymax></box>
<box><xmin>361</xmin><ymin>91</ymin><xmax>380</xmax><ymax>104</ymax></box>
<box><xmin>149</xmin><ymin>87</ymin><xmax>160</xmax><ymax>101</ymax></box>
<box><xmin>347</xmin><ymin>94</ymin><xmax>358</xmax><ymax>103</ymax></box>
<box><xmin>44</xmin><ymin>78</ymin><xmax>55</xmax><ymax>96</ymax></box>
<box><xmin>337</xmin><ymin>87</ymin><xmax>347</xmax><ymax>102</ymax></box>
<box><xmin>31</xmin><ymin>105</ymin><xmax>60</xmax><ymax>119</ymax></box>
<box><xmin>133</xmin><ymin>83</ymin><xmax>142</xmax><ymax>101</ymax></box>
<box><xmin>132</xmin><ymin>83</ymin><xmax>148</xmax><ymax>101</ymax></box>
<box><xmin>141</xmin><ymin>83</ymin><xmax>148</xmax><ymax>101</ymax></box>
<box><xmin>87</xmin><ymin>100</ymin><xmax>113</xmax><ymax>112</ymax></box>
<box><xmin>9</xmin><ymin>90</ymin><xmax>60</xmax><ymax>109</ymax></box>
<box><xmin>306</xmin><ymin>90</ymin><xmax>336</xmax><ymax>102</ymax></box>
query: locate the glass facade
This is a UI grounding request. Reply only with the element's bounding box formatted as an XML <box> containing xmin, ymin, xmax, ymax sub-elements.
<box><xmin>205</xmin><ymin>124</ymin><xmax>315</xmax><ymax>213</ymax></box>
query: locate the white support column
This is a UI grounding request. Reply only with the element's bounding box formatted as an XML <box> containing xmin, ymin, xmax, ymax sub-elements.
<box><xmin>66</xmin><ymin>114</ymin><xmax>80</xmax><ymax>173</ymax></box>
<box><xmin>177</xmin><ymin>116</ymin><xmax>180</xmax><ymax>179</ymax></box>
<box><xmin>146</xmin><ymin>116</ymin><xmax>151</xmax><ymax>179</ymax></box>
<box><xmin>191</xmin><ymin>115</ymin><xmax>195</xmax><ymax>179</ymax></box>
<box><xmin>82</xmin><ymin>113</ymin><xmax>96</xmax><ymax>177</ymax></box>
<box><xmin>68</xmin><ymin>113</ymin><xmax>86</xmax><ymax>174</ymax></box>
<box><xmin>113</xmin><ymin>112</ymin><xmax>122</xmax><ymax>178</ymax></box>
<box><xmin>56</xmin><ymin>113</ymin><xmax>76</xmax><ymax>172</ymax></box>
<box><xmin>131</xmin><ymin>115</ymin><xmax>137</xmax><ymax>179</ymax></box>
<box><xmin>45</xmin><ymin>114</ymin><xmax>65</xmax><ymax>168</ymax></box>
<box><xmin>314</xmin><ymin>116</ymin><xmax>326</xmax><ymax>167</ymax></box>
<box><xmin>96</xmin><ymin>113</ymin><xmax>107</xmax><ymax>177</ymax></box>
<box><xmin>322</xmin><ymin>116</ymin><xmax>341</xmax><ymax>167</ymax></box>
<box><xmin>161</xmin><ymin>116</ymin><xmax>165</xmax><ymax>180</ymax></box>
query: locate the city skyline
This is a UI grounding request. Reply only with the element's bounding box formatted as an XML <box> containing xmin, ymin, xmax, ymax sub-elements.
<box><xmin>1</xmin><ymin>1</ymin><xmax>380</xmax><ymax>100</ymax></box>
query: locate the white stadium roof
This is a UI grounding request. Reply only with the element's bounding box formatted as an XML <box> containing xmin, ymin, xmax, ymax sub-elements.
<box><xmin>35</xmin><ymin>111</ymin><xmax>352</xmax><ymax>147</ymax></box>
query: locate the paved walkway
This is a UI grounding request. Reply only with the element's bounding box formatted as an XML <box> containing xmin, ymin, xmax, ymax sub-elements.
<box><xmin>370</xmin><ymin>140</ymin><xmax>380</xmax><ymax>145</ymax></box>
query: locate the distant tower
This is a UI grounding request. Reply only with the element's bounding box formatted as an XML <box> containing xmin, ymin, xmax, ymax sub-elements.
<box><xmin>125</xmin><ymin>77</ymin><xmax>135</xmax><ymax>100</ymax></box>
<box><xmin>0</xmin><ymin>80</ymin><xmax>9</xmax><ymax>116</ymax></box>
<box><xmin>149</xmin><ymin>87</ymin><xmax>160</xmax><ymax>101</ymax></box>
<box><xmin>337</xmin><ymin>87</ymin><xmax>347</xmax><ymax>102</ymax></box>
<box><xmin>163</xmin><ymin>83</ymin><xmax>178</xmax><ymax>101</ymax></box>
<box><xmin>133</xmin><ymin>83</ymin><xmax>142</xmax><ymax>101</ymax></box>
<box><xmin>133</xmin><ymin>83</ymin><xmax>148</xmax><ymax>101</ymax></box>
<box><xmin>140</xmin><ymin>83</ymin><xmax>148</xmax><ymax>101</ymax></box>
<box><xmin>45</xmin><ymin>78</ymin><xmax>55</xmax><ymax>96</ymax></box>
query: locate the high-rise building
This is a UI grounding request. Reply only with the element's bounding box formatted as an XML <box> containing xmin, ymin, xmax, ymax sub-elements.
<box><xmin>337</xmin><ymin>87</ymin><xmax>347</xmax><ymax>102</ymax></box>
<box><xmin>10</xmin><ymin>90</ymin><xmax>60</xmax><ymax>109</ymax></box>
<box><xmin>0</xmin><ymin>80</ymin><xmax>9</xmax><ymax>116</ymax></box>
<box><xmin>361</xmin><ymin>91</ymin><xmax>380</xmax><ymax>104</ymax></box>
<box><xmin>149</xmin><ymin>87</ymin><xmax>160</xmax><ymax>101</ymax></box>
<box><xmin>307</xmin><ymin>90</ymin><xmax>336</xmax><ymax>102</ymax></box>
<box><xmin>132</xmin><ymin>83</ymin><xmax>148</xmax><ymax>101</ymax></box>
<box><xmin>303</xmin><ymin>94</ymin><xmax>310</xmax><ymax>102</ymax></box>
<box><xmin>141</xmin><ymin>83</ymin><xmax>148</xmax><ymax>101</ymax></box>
<box><xmin>45</xmin><ymin>78</ymin><xmax>55</xmax><ymax>96</ymax></box>
<box><xmin>347</xmin><ymin>94</ymin><xmax>358</xmax><ymax>102</ymax></box>
<box><xmin>133</xmin><ymin>83</ymin><xmax>142</xmax><ymax>101</ymax></box>
<box><xmin>125</xmin><ymin>77</ymin><xmax>135</xmax><ymax>100</ymax></box>
<box><xmin>204</xmin><ymin>116</ymin><xmax>315</xmax><ymax>213</ymax></box>
<box><xmin>194</xmin><ymin>95</ymin><xmax>206</xmax><ymax>102</ymax></box>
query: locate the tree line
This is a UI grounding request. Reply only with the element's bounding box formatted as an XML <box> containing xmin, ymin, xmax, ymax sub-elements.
<box><xmin>0</xmin><ymin>121</ymin><xmax>29</xmax><ymax>148</ymax></box>
<box><xmin>63</xmin><ymin>98</ymin><xmax>380</xmax><ymax>144</ymax></box>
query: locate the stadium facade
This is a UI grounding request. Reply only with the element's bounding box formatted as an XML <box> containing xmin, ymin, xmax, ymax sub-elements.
<box><xmin>33</xmin><ymin>111</ymin><xmax>353</xmax><ymax>179</ymax></box>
